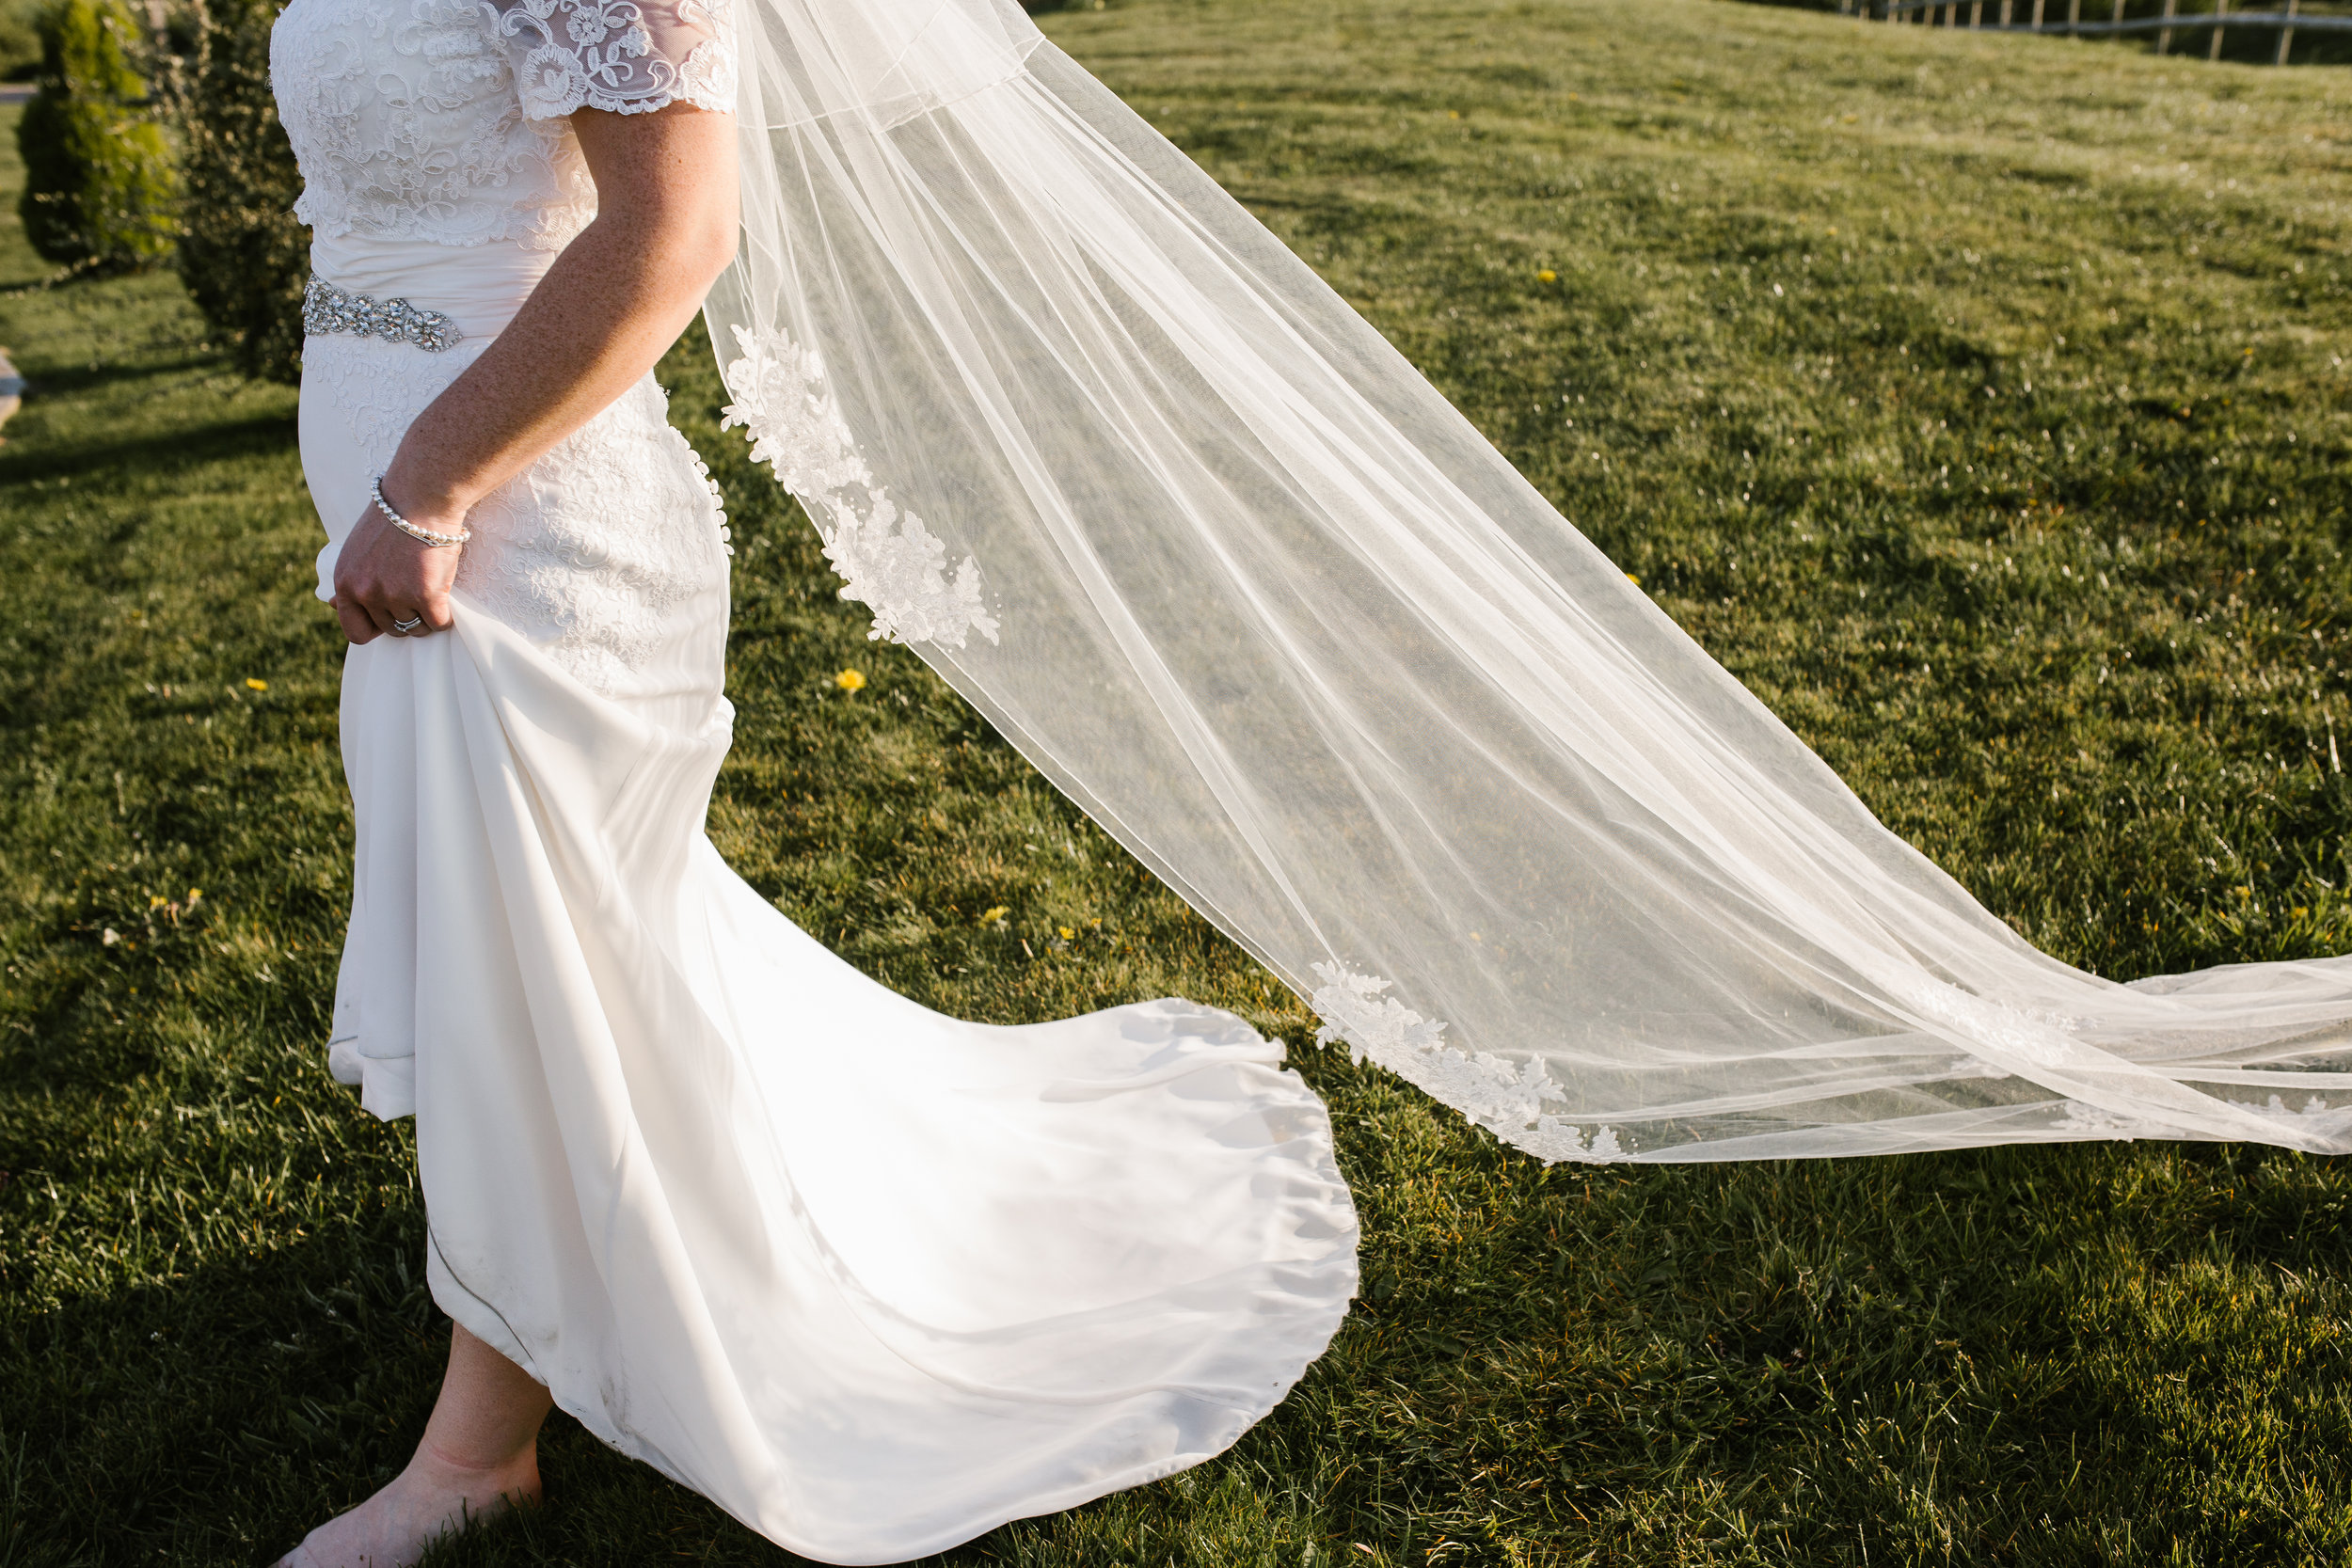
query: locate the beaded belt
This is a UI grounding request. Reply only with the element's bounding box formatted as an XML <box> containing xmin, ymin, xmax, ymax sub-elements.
<box><xmin>301</xmin><ymin>277</ymin><xmax>464</xmax><ymax>354</ymax></box>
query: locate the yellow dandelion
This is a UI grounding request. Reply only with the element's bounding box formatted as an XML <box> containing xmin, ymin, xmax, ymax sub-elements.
<box><xmin>246</xmin><ymin>677</ymin><xmax>268</xmax><ymax>691</ymax></box>
<box><xmin>150</xmin><ymin>895</ymin><xmax>167</xmax><ymax>909</ymax></box>
<box><xmin>1537</xmin><ymin>269</ymin><xmax>1557</xmax><ymax>284</ymax></box>
<box><xmin>187</xmin><ymin>888</ymin><xmax>203</xmax><ymax>904</ymax></box>
<box><xmin>1448</xmin><ymin>109</ymin><xmax>1461</xmax><ymax>119</ymax></box>
<box><xmin>1626</xmin><ymin>572</ymin><xmax>1640</xmax><ymax>585</ymax></box>
<box><xmin>978</xmin><ymin>905</ymin><xmax>1009</xmax><ymax>928</ymax></box>
<box><xmin>834</xmin><ymin>669</ymin><xmax>866</xmax><ymax>692</ymax></box>
<box><xmin>1057</xmin><ymin>926</ymin><xmax>1075</xmax><ymax>941</ymax></box>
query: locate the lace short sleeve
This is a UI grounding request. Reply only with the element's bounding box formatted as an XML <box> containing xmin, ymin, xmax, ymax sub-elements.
<box><xmin>489</xmin><ymin>0</ymin><xmax>738</xmax><ymax>119</ymax></box>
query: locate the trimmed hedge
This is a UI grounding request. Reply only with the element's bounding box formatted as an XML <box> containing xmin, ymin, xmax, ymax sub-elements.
<box><xmin>177</xmin><ymin>0</ymin><xmax>303</xmax><ymax>383</ymax></box>
<box><xmin>14</xmin><ymin>0</ymin><xmax>178</xmax><ymax>271</ymax></box>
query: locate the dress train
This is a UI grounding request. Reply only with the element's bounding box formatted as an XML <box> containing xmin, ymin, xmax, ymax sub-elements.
<box><xmin>299</xmin><ymin>234</ymin><xmax>1359</xmax><ymax>1563</ymax></box>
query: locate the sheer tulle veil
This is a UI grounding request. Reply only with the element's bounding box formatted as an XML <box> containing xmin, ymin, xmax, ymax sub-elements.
<box><xmin>700</xmin><ymin>0</ymin><xmax>2352</xmax><ymax>1164</ymax></box>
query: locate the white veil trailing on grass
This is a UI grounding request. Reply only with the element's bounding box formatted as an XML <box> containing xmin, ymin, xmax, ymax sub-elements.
<box><xmin>701</xmin><ymin>0</ymin><xmax>2352</xmax><ymax>1164</ymax></box>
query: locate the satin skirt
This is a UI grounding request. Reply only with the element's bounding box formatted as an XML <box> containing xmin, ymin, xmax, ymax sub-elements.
<box><xmin>296</xmin><ymin>233</ymin><xmax>1359</xmax><ymax>1563</ymax></box>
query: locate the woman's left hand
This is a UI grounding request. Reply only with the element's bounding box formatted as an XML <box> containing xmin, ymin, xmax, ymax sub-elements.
<box><xmin>332</xmin><ymin>494</ymin><xmax>466</xmax><ymax>644</ymax></box>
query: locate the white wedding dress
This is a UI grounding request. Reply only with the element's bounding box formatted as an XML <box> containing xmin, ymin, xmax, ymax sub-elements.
<box><xmin>270</xmin><ymin>1</ymin><xmax>1359</xmax><ymax>1560</ymax></box>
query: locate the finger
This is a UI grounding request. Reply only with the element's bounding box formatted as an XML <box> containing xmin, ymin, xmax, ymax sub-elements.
<box><xmin>420</xmin><ymin>594</ymin><xmax>456</xmax><ymax>633</ymax></box>
<box><xmin>356</xmin><ymin>593</ymin><xmax>407</xmax><ymax>640</ymax></box>
<box><xmin>335</xmin><ymin>597</ymin><xmax>380</xmax><ymax>645</ymax></box>
<box><xmin>385</xmin><ymin>603</ymin><xmax>430</xmax><ymax>637</ymax></box>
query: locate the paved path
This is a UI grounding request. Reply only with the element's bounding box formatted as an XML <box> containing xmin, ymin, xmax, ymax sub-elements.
<box><xmin>0</xmin><ymin>86</ymin><xmax>35</xmax><ymax>106</ymax></box>
<box><xmin>0</xmin><ymin>350</ymin><xmax>23</xmax><ymax>437</ymax></box>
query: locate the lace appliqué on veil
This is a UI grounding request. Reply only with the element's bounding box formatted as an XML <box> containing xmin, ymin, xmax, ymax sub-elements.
<box><xmin>2063</xmin><ymin>1091</ymin><xmax>2343</xmax><ymax>1141</ymax></box>
<box><xmin>1309</xmin><ymin>961</ymin><xmax>1626</xmax><ymax>1164</ymax></box>
<box><xmin>720</xmin><ymin>324</ymin><xmax>1001</xmax><ymax>649</ymax></box>
<box><xmin>2051</xmin><ymin>1100</ymin><xmax>2166</xmax><ymax>1138</ymax></box>
<box><xmin>1889</xmin><ymin>974</ymin><xmax>2100</xmax><ymax>1077</ymax></box>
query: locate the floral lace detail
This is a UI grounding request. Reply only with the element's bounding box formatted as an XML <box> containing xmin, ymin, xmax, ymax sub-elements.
<box><xmin>302</xmin><ymin>332</ymin><xmax>481</xmax><ymax>472</ymax></box>
<box><xmin>272</xmin><ymin>0</ymin><xmax>733</xmax><ymax>252</ymax></box>
<box><xmin>304</xmin><ymin>335</ymin><xmax>729</xmax><ymax>692</ymax></box>
<box><xmin>2043</xmin><ymin>1094</ymin><xmax>2332</xmax><ymax>1141</ymax></box>
<box><xmin>462</xmin><ymin>380</ymin><xmax>731</xmax><ymax>690</ymax></box>
<box><xmin>671</xmin><ymin>0</ymin><xmax>738</xmax><ymax>105</ymax></box>
<box><xmin>720</xmin><ymin>324</ymin><xmax>1001</xmax><ymax>648</ymax></box>
<box><xmin>716</xmin><ymin>323</ymin><xmax>867</xmax><ymax>492</ymax></box>
<box><xmin>2230</xmin><ymin>1091</ymin><xmax>2342</xmax><ymax>1128</ymax></box>
<box><xmin>491</xmin><ymin>0</ymin><xmax>738</xmax><ymax>119</ymax></box>
<box><xmin>1890</xmin><ymin>975</ymin><xmax>2094</xmax><ymax>1074</ymax></box>
<box><xmin>272</xmin><ymin>0</ymin><xmax>599</xmax><ymax>251</ymax></box>
<box><xmin>1308</xmin><ymin>961</ymin><xmax>1627</xmax><ymax>1164</ymax></box>
<box><xmin>2051</xmin><ymin>1100</ymin><xmax>2166</xmax><ymax>1139</ymax></box>
<box><xmin>1310</xmin><ymin>963</ymin><xmax>1445</xmax><ymax>1058</ymax></box>
<box><xmin>820</xmin><ymin>498</ymin><xmax>998</xmax><ymax>647</ymax></box>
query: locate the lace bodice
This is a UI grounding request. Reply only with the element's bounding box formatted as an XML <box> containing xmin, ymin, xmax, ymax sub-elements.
<box><xmin>271</xmin><ymin>0</ymin><xmax>737</xmax><ymax>251</ymax></box>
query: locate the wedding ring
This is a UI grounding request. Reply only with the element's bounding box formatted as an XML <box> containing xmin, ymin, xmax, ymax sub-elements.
<box><xmin>391</xmin><ymin>614</ymin><xmax>424</xmax><ymax>633</ymax></box>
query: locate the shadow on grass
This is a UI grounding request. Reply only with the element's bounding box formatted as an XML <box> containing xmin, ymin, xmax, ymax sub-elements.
<box><xmin>0</xmin><ymin>343</ymin><xmax>248</xmax><ymax>402</ymax></box>
<box><xmin>0</xmin><ymin>405</ymin><xmax>300</xmax><ymax>490</ymax></box>
<box><xmin>1</xmin><ymin>1217</ymin><xmax>441</xmax><ymax>1565</ymax></box>
<box><xmin>1</xmin><ymin>1215</ymin><xmax>887</xmax><ymax>1568</ymax></box>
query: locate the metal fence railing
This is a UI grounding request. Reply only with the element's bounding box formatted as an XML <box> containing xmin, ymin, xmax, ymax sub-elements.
<box><xmin>1830</xmin><ymin>0</ymin><xmax>2352</xmax><ymax>64</ymax></box>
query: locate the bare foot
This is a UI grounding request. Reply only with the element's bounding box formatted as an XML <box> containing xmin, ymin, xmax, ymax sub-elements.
<box><xmin>277</xmin><ymin>1323</ymin><xmax>553</xmax><ymax>1567</ymax></box>
<box><xmin>272</xmin><ymin>1438</ymin><xmax>540</xmax><ymax>1568</ymax></box>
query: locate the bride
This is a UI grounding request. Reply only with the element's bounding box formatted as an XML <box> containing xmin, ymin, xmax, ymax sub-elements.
<box><xmin>268</xmin><ymin>0</ymin><xmax>2352</xmax><ymax>1562</ymax></box>
<box><xmin>273</xmin><ymin>1</ymin><xmax>1359</xmax><ymax>1562</ymax></box>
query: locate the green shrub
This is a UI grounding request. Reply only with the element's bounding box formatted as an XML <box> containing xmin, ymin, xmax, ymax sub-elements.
<box><xmin>175</xmin><ymin>0</ymin><xmax>302</xmax><ymax>383</ymax></box>
<box><xmin>14</xmin><ymin>0</ymin><xmax>178</xmax><ymax>271</ymax></box>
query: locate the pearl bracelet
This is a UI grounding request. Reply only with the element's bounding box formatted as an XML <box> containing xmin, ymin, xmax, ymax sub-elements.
<box><xmin>372</xmin><ymin>476</ymin><xmax>471</xmax><ymax>548</ymax></box>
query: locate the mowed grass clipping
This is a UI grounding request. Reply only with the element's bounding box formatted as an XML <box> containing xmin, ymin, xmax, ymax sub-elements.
<box><xmin>6</xmin><ymin>0</ymin><xmax>2352</xmax><ymax>1562</ymax></box>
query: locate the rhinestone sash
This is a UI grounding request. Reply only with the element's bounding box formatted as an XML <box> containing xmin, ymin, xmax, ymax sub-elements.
<box><xmin>301</xmin><ymin>277</ymin><xmax>464</xmax><ymax>353</ymax></box>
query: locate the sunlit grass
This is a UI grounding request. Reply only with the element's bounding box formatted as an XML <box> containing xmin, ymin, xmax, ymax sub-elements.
<box><xmin>6</xmin><ymin>1</ymin><xmax>2352</xmax><ymax>1563</ymax></box>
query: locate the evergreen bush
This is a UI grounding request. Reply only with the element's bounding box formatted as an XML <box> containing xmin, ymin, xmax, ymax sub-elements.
<box><xmin>14</xmin><ymin>0</ymin><xmax>179</xmax><ymax>271</ymax></box>
<box><xmin>176</xmin><ymin>0</ymin><xmax>303</xmax><ymax>383</ymax></box>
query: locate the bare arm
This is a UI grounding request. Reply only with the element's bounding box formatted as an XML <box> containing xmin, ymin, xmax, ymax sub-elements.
<box><xmin>332</xmin><ymin>104</ymin><xmax>740</xmax><ymax>644</ymax></box>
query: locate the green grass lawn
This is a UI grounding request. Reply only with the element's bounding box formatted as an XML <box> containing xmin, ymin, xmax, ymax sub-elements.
<box><xmin>7</xmin><ymin>0</ymin><xmax>2352</xmax><ymax>1562</ymax></box>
